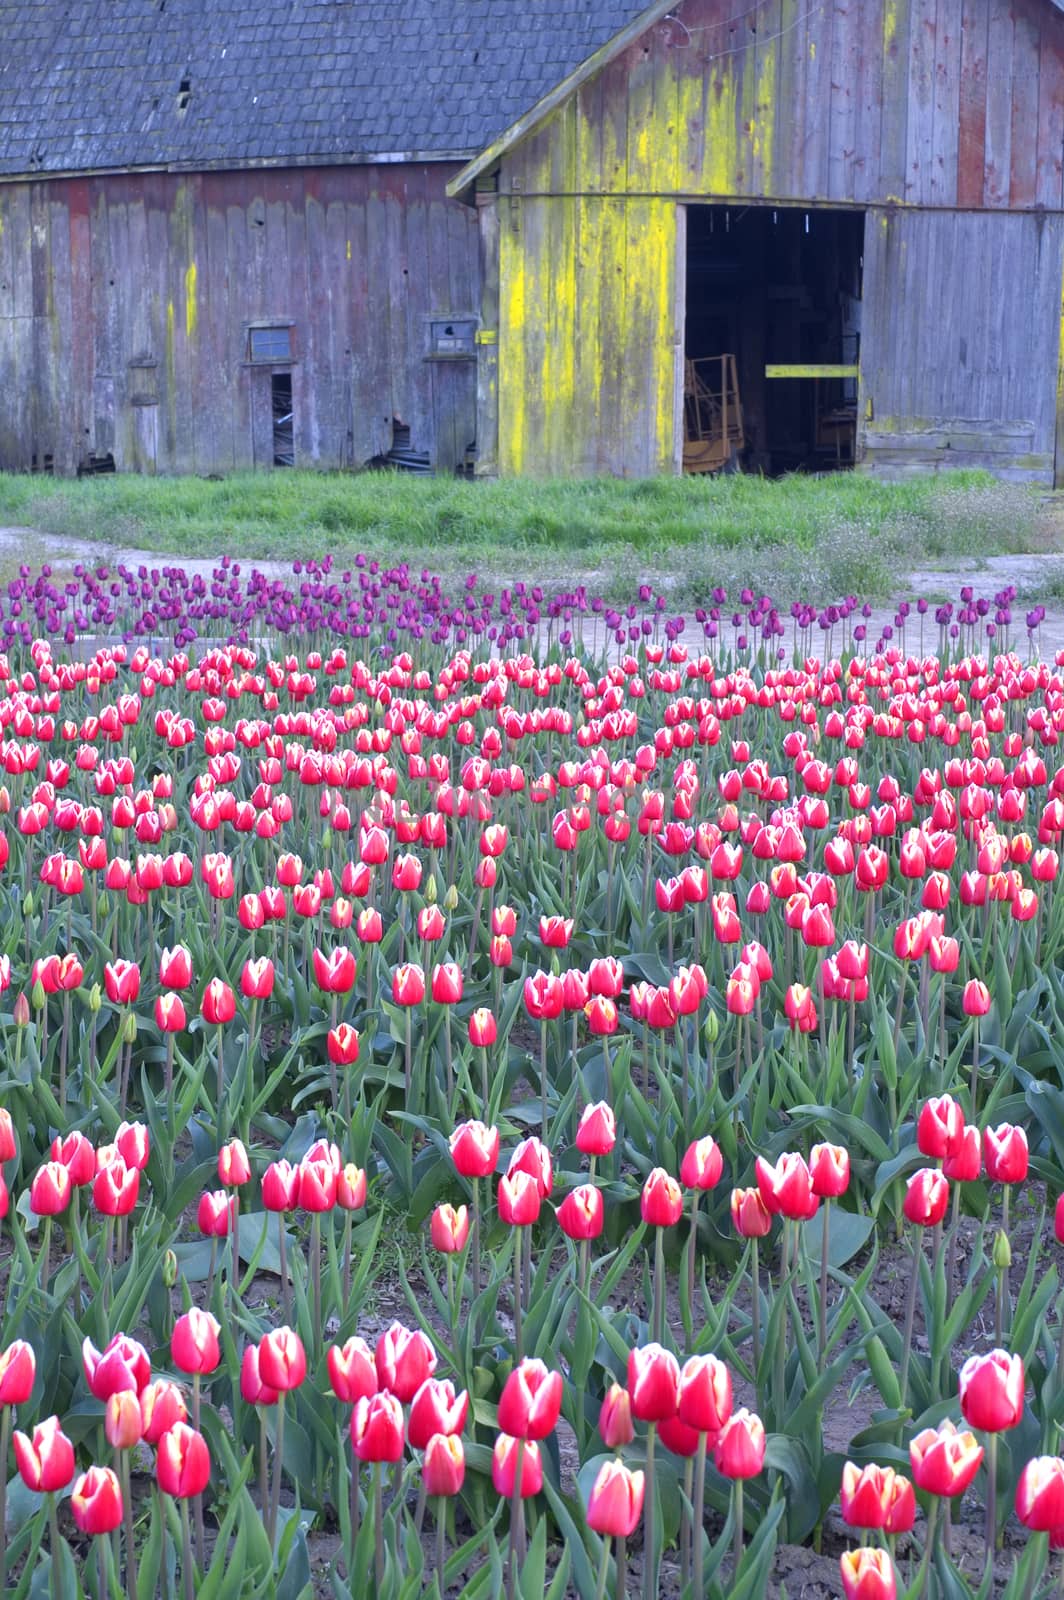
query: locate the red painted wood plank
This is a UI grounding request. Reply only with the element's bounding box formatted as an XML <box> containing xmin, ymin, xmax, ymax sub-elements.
<box><xmin>1009</xmin><ymin>0</ymin><xmax>1042</xmax><ymax>206</ymax></box>
<box><xmin>984</xmin><ymin>0</ymin><xmax>1014</xmax><ymax>206</ymax></box>
<box><xmin>1036</xmin><ymin>0</ymin><xmax>1064</xmax><ymax>209</ymax></box>
<box><xmin>956</xmin><ymin>0</ymin><xmax>989</xmax><ymax>207</ymax></box>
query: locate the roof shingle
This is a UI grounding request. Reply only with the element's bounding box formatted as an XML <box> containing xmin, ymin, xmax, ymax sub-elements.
<box><xmin>0</xmin><ymin>0</ymin><xmax>651</xmax><ymax>176</ymax></box>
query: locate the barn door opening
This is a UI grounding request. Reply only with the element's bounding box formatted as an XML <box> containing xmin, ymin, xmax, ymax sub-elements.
<box><xmin>684</xmin><ymin>204</ymin><xmax>864</xmax><ymax>476</ymax></box>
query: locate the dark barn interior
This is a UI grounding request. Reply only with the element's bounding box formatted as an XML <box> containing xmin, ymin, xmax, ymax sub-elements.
<box><xmin>685</xmin><ymin>204</ymin><xmax>865</xmax><ymax>476</ymax></box>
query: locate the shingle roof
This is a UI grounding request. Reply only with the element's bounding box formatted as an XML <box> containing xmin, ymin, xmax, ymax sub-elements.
<box><xmin>0</xmin><ymin>0</ymin><xmax>653</xmax><ymax>177</ymax></box>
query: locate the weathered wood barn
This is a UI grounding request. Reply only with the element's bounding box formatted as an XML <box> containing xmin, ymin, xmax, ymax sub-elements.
<box><xmin>3</xmin><ymin>1</ymin><xmax>1064</xmax><ymax>483</ymax></box>
<box><xmin>0</xmin><ymin>0</ymin><xmax>646</xmax><ymax>476</ymax></box>
<box><xmin>450</xmin><ymin>0</ymin><xmax>1064</xmax><ymax>483</ymax></box>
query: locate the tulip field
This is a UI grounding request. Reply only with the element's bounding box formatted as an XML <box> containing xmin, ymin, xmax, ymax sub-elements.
<box><xmin>4</xmin><ymin>557</ymin><xmax>1064</xmax><ymax>1600</ymax></box>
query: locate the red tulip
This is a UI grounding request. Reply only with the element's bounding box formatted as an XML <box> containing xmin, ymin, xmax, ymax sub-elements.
<box><xmin>13</xmin><ymin>1416</ymin><xmax>75</xmax><ymax>1491</ymax></box>
<box><xmin>640</xmin><ymin>1168</ymin><xmax>683</xmax><ymax>1227</ymax></box>
<box><xmin>328</xmin><ymin>1337</ymin><xmax>378</xmax><ymax>1404</ymax></box>
<box><xmin>984</xmin><ymin>1123</ymin><xmax>1029</xmax><ymax>1184</ymax></box>
<box><xmin>327</xmin><ymin>1023</ymin><xmax>360</xmax><ymax>1065</ymax></box>
<box><xmin>114</xmin><ymin>1121</ymin><xmax>149</xmax><ymax>1171</ymax></box>
<box><xmin>81</xmin><ymin>1334</ymin><xmax>149</xmax><ymax>1401</ymax></box>
<box><xmin>408</xmin><ymin>1378</ymin><xmax>469</xmax><ymax>1449</ymax></box>
<box><xmin>30</xmin><ymin>1161</ymin><xmax>72</xmax><ymax>1216</ymax></box>
<box><xmin>1016</xmin><ymin>1456</ymin><xmax>1064</xmax><ymax>1530</ymax></box>
<box><xmin>599</xmin><ymin>1383</ymin><xmax>634</xmax><ymax>1449</ymax></box>
<box><xmin>449</xmin><ymin>1120</ymin><xmax>499</xmax><ymax>1178</ymax></box>
<box><xmin>261</xmin><ymin>1160</ymin><xmax>299</xmax><ymax>1212</ymax></box>
<box><xmin>258</xmin><ymin>1327</ymin><xmax>307</xmax><ymax>1392</ymax></box>
<box><xmin>539</xmin><ymin>916</ymin><xmax>573</xmax><ymax>949</ymax></box>
<box><xmin>171</xmin><ymin>1309</ymin><xmax>221</xmax><ymax>1376</ymax></box>
<box><xmin>958</xmin><ymin>1349</ymin><xmax>1024</xmax><ymax>1432</ymax></box>
<box><xmin>431</xmin><ymin>962</ymin><xmax>463</xmax><ymax>1004</ymax></box>
<box><xmin>677</xmin><ymin>1353</ymin><xmax>732</xmax><ymax>1436</ymax></box>
<box><xmin>0</xmin><ymin>1108</ymin><xmax>15</xmax><ymax>1163</ymax></box>
<box><xmin>680</xmin><ymin>1137</ymin><xmax>723</xmax><ymax>1191</ymax></box>
<box><xmin>839</xmin><ymin>1547</ymin><xmax>896</xmax><ymax>1600</ymax></box>
<box><xmin>159</xmin><ymin>945</ymin><xmax>193</xmax><ymax>988</ymax></box>
<box><xmin>422</xmin><ymin>1433</ymin><xmax>465</xmax><ymax>1496</ymax></box>
<box><xmin>297</xmin><ymin>1157</ymin><xmax>338</xmax><ymax>1212</ymax></box>
<box><xmin>139</xmin><ymin>1380</ymin><xmax>189</xmax><ymax>1443</ymax></box>
<box><xmin>491</xmin><ymin>1433</ymin><xmax>543</xmax><ymax>1498</ymax></box>
<box><xmin>730</xmin><ymin>1187</ymin><xmax>772</xmax><ymax>1237</ymax></box>
<box><xmin>917</xmin><ymin>1095</ymin><xmax>965</xmax><ymax>1160</ymax></box>
<box><xmin>392</xmin><ymin>963</ymin><xmax>426</xmax><ymax>1006</ymax></box>
<box><xmin>909</xmin><ymin>1419</ymin><xmax>983</xmax><ymax>1497</ymax></box>
<box><xmin>557</xmin><ymin>1184</ymin><xmax>604</xmax><ymax>1240</ymax></box>
<box><xmin>706</xmin><ymin>1406</ymin><xmax>764</xmax><ymax>1481</ymax></box>
<box><xmin>586</xmin><ymin>1459</ymin><xmax>645</xmax><ymax>1537</ymax></box>
<box><xmin>155</xmin><ymin>992</ymin><xmax>186</xmax><ymax>1032</ymax></box>
<box><xmin>626</xmin><ymin>1344</ymin><xmax>679</xmax><ymax>1423</ymax></box>
<box><xmin>104</xmin><ymin>960</ymin><xmax>140</xmax><ymax>1005</ymax></box>
<box><xmin>840</xmin><ymin>1462</ymin><xmax>897</xmax><ymax>1530</ymax></box>
<box><xmin>943</xmin><ymin>1126</ymin><xmax>981</xmax><ymax>1182</ymax></box>
<box><xmin>498</xmin><ymin>1170</ymin><xmax>540</xmax><ymax>1226</ymax></box>
<box><xmin>105</xmin><ymin>1391</ymin><xmax>144</xmax><ymax>1451</ymax></box>
<box><xmin>902</xmin><ymin>1168</ymin><xmax>949</xmax><ymax>1227</ymax></box>
<box><xmin>201</xmin><ymin>978</ymin><xmax>236</xmax><ymax>1025</ymax></box>
<box><xmin>375</xmin><ymin>1323</ymin><xmax>437</xmax><ymax>1402</ymax></box>
<box><xmin>156</xmin><ymin>1423</ymin><xmax>211</xmax><ymax>1499</ymax></box>
<box><xmin>431</xmin><ymin>1203</ymin><xmax>469</xmax><ymax>1253</ymax></box>
<box><xmin>885</xmin><ymin>1474</ymin><xmax>915</xmax><ymax>1534</ymax></box>
<box><xmin>71</xmin><ymin>1465</ymin><xmax>124</xmax><ymax>1534</ymax></box>
<box><xmin>755</xmin><ymin>1153</ymin><xmax>818</xmax><ymax>1221</ymax></box>
<box><xmin>468</xmin><ymin>1008</ymin><xmax>497</xmax><ymax>1048</ymax></box>
<box><xmin>809</xmin><ymin>1143</ymin><xmax>850</xmax><ymax>1198</ymax></box>
<box><xmin>497</xmin><ymin>1360</ymin><xmax>563</xmax><ymax>1440</ymax></box>
<box><xmin>337</xmin><ymin>1163</ymin><xmax>367</xmax><ymax>1211</ymax></box>
<box><xmin>51</xmin><ymin>1130</ymin><xmax>95</xmax><ymax>1187</ymax></box>
<box><xmin>576</xmin><ymin>1102</ymin><xmax>616</xmax><ymax>1157</ymax></box>
<box><xmin>523</xmin><ymin>970</ymin><xmax>564</xmax><ymax>1020</ymax></box>
<box><xmin>507</xmin><ymin>1137</ymin><xmax>553</xmax><ymax>1198</ymax></box>
<box><xmin>240</xmin><ymin>957</ymin><xmax>275</xmax><ymax>999</ymax></box>
<box><xmin>92</xmin><ymin>1157</ymin><xmax>139</xmax><ymax>1217</ymax></box>
<box><xmin>351</xmin><ymin>1392</ymin><xmax>405</xmax><ymax>1463</ymax></box>
<box><xmin>197</xmin><ymin>1189</ymin><xmax>236</xmax><ymax>1236</ymax></box>
<box><xmin>218</xmin><ymin>1139</ymin><xmax>251</xmax><ymax>1186</ymax></box>
<box><xmin>963</xmin><ymin>980</ymin><xmax>991</xmax><ymax>1017</ymax></box>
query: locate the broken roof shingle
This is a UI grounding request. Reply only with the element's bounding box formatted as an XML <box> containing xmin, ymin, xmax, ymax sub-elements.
<box><xmin>0</xmin><ymin>0</ymin><xmax>652</xmax><ymax>176</ymax></box>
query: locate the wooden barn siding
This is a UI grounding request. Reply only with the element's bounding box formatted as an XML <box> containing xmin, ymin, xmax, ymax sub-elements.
<box><xmin>484</xmin><ymin>0</ymin><xmax>1064</xmax><ymax>480</ymax></box>
<box><xmin>859</xmin><ymin>206</ymin><xmax>1064</xmax><ymax>481</ymax></box>
<box><xmin>502</xmin><ymin>0</ymin><xmax>1064</xmax><ymax>208</ymax></box>
<box><xmin>0</xmin><ymin>166</ymin><xmax>479</xmax><ymax>475</ymax></box>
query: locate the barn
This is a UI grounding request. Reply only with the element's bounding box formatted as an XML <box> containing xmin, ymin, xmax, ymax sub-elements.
<box><xmin>449</xmin><ymin>0</ymin><xmax>1064</xmax><ymax>484</ymax></box>
<box><xmin>3</xmin><ymin>2</ymin><xmax>1064</xmax><ymax>485</ymax></box>
<box><xmin>0</xmin><ymin>0</ymin><xmax>646</xmax><ymax>476</ymax></box>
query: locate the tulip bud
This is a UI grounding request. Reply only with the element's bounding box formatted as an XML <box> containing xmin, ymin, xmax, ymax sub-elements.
<box><xmin>992</xmin><ymin>1229</ymin><xmax>1012</xmax><ymax>1271</ymax></box>
<box><xmin>586</xmin><ymin>1459</ymin><xmax>645</xmax><ymax>1537</ymax></box>
<box><xmin>599</xmin><ymin>1383</ymin><xmax>635</xmax><ymax>1449</ymax></box>
<box><xmin>444</xmin><ymin>884</ymin><xmax>459</xmax><ymax>911</ymax></box>
<box><xmin>713</xmin><ymin>1408</ymin><xmax>766</xmax><ymax>1478</ymax></box>
<box><xmin>491</xmin><ymin>1433</ymin><xmax>543</xmax><ymax>1498</ymax></box>
<box><xmin>840</xmin><ymin>1548</ymin><xmax>897</xmax><ymax>1600</ymax></box>
<box><xmin>105</xmin><ymin>1390</ymin><xmax>144</xmax><ymax>1450</ymax></box>
<box><xmin>423</xmin><ymin>1433</ymin><xmax>465</xmax><ymax>1496</ymax></box>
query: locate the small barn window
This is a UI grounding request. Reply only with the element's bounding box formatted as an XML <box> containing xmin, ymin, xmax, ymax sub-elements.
<box><xmin>247</xmin><ymin>325</ymin><xmax>294</xmax><ymax>363</ymax></box>
<box><xmin>427</xmin><ymin>318</ymin><xmax>476</xmax><ymax>359</ymax></box>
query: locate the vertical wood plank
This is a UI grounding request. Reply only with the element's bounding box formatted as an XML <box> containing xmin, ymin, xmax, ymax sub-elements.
<box><xmin>905</xmin><ymin>0</ymin><xmax>937</xmax><ymax>204</ymax></box>
<box><xmin>828</xmin><ymin>0</ymin><xmax>860</xmax><ymax>201</ymax></box>
<box><xmin>879</xmin><ymin>0</ymin><xmax>912</xmax><ymax>199</ymax></box>
<box><xmin>957</xmin><ymin>0</ymin><xmax>989</xmax><ymax>207</ymax></box>
<box><xmin>853</xmin><ymin>0</ymin><xmax>886</xmax><ymax>202</ymax></box>
<box><xmin>1009</xmin><ymin>0</ymin><xmax>1041</xmax><ymax>206</ymax></box>
<box><xmin>930</xmin><ymin>0</ymin><xmax>962</xmax><ymax>206</ymax></box>
<box><xmin>984</xmin><ymin>0</ymin><xmax>1014</xmax><ymax>206</ymax></box>
<box><xmin>1036</xmin><ymin>3</ymin><xmax>1064</xmax><ymax>210</ymax></box>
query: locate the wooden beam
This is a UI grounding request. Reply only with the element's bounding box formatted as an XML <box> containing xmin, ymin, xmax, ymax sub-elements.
<box><xmin>445</xmin><ymin>0</ymin><xmax>678</xmax><ymax>200</ymax></box>
<box><xmin>765</xmin><ymin>364</ymin><xmax>859</xmax><ymax>378</ymax></box>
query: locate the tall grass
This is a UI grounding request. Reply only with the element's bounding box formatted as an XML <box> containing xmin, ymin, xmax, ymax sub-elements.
<box><xmin>0</xmin><ymin>468</ymin><xmax>1042</xmax><ymax>603</ymax></box>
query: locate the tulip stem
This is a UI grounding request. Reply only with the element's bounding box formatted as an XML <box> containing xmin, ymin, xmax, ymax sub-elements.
<box><xmin>349</xmin><ymin>1459</ymin><xmax>360</xmax><ymax>1576</ymax></box>
<box><xmin>750</xmin><ymin>1237</ymin><xmax>762</xmax><ymax>1410</ymax></box>
<box><xmin>693</xmin><ymin>1434</ymin><xmax>707</xmax><ymax>1599</ymax></box>
<box><xmin>653</xmin><ymin>1226</ymin><xmax>666</xmax><ymax>1345</ymax></box>
<box><xmin>513</xmin><ymin>1229</ymin><xmax>524</xmax><ymax>1361</ymax></box>
<box><xmin>732</xmin><ymin>1478</ymin><xmax>744</xmax><ymax>1577</ymax></box>
<box><xmin>311</xmin><ymin>1212</ymin><xmax>322</xmax><ymax>1363</ymax></box>
<box><xmin>643</xmin><ymin>1424</ymin><xmax>657</xmax><ymax>1600</ymax></box>
<box><xmin>217</xmin><ymin>1027</ymin><xmax>225</xmax><ymax>1139</ymax></box>
<box><xmin>279</xmin><ymin>1215</ymin><xmax>290</xmax><ymax>1325</ymax></box>
<box><xmin>119</xmin><ymin>1449</ymin><xmax>138</xmax><ymax>1598</ymax></box>
<box><xmin>471</xmin><ymin>1177</ymin><xmax>481</xmax><ymax>1317</ymax></box>
<box><xmin>985</xmin><ymin>1429</ymin><xmax>998</xmax><ymax>1574</ymax></box>
<box><xmin>506</xmin><ymin>1444</ymin><xmax>526</xmax><ymax>1600</ymax></box>
<box><xmin>540</xmin><ymin>1018</ymin><xmax>549</xmax><ymax>1139</ymax></box>
<box><xmin>435</xmin><ymin>1497</ymin><xmax>446</xmax><ymax>1587</ymax></box>
<box><xmin>594</xmin><ymin>1537</ymin><xmax>610</xmax><ymax>1600</ymax></box>
<box><xmin>231</xmin><ymin>1193</ymin><xmax>241</xmax><ymax>1301</ymax></box>
<box><xmin>268</xmin><ymin>1390</ymin><xmax>286</xmax><ymax>1549</ymax></box>
<box><xmin>899</xmin><ymin>1232</ymin><xmax>921</xmax><ymax>1415</ymax></box>
<box><xmin>0</xmin><ymin>1406</ymin><xmax>9</xmax><ymax>1594</ymax></box>
<box><xmin>180</xmin><ymin>1501</ymin><xmax>195</xmax><ymax>1600</ymax></box>
<box><xmin>404</xmin><ymin>1009</ymin><xmax>412</xmax><ymax>1108</ymax></box>
<box><xmin>818</xmin><ymin>1200</ymin><xmax>831</xmax><ymax>1369</ymax></box>
<box><xmin>47</xmin><ymin>1493</ymin><xmax>60</xmax><ymax>1600</ymax></box>
<box><xmin>259</xmin><ymin>1410</ymin><xmax>269</xmax><ymax>1531</ymax></box>
<box><xmin>687</xmin><ymin>1194</ymin><xmax>699</xmax><ymax>1318</ymax></box>
<box><xmin>374</xmin><ymin>1462</ymin><xmax>386</xmax><ymax>1592</ymax></box>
